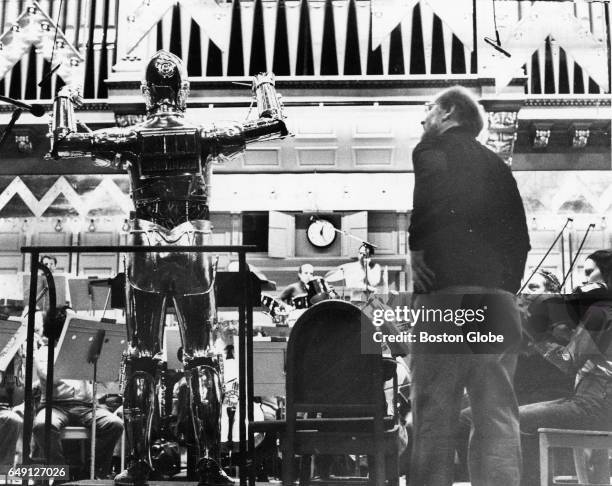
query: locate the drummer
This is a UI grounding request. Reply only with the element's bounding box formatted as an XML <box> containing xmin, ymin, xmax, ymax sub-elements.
<box><xmin>279</xmin><ymin>264</ymin><xmax>314</xmax><ymax>307</ymax></box>
<box><xmin>325</xmin><ymin>243</ymin><xmax>381</xmax><ymax>302</ymax></box>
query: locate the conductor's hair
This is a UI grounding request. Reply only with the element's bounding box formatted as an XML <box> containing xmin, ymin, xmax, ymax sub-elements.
<box><xmin>435</xmin><ymin>86</ymin><xmax>484</xmax><ymax>138</ymax></box>
<box><xmin>586</xmin><ymin>249</ymin><xmax>612</xmax><ymax>284</ymax></box>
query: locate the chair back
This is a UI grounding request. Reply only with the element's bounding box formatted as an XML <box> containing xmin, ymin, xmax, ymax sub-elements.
<box><xmin>282</xmin><ymin>300</ymin><xmax>394</xmax><ymax>486</ymax></box>
<box><xmin>286</xmin><ymin>300</ymin><xmax>383</xmax><ymax>417</ymax></box>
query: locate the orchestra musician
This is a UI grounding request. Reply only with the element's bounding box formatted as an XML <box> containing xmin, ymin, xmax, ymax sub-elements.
<box><xmin>279</xmin><ymin>264</ymin><xmax>314</xmax><ymax>308</ymax></box>
<box><xmin>325</xmin><ymin>244</ymin><xmax>381</xmax><ymax>302</ymax></box>
<box><xmin>38</xmin><ymin>255</ymin><xmax>58</xmax><ymax>313</ymax></box>
<box><xmin>514</xmin><ymin>270</ymin><xmax>574</xmax><ymax>405</ymax></box>
<box><xmin>41</xmin><ymin>255</ymin><xmax>57</xmax><ymax>273</ymax></box>
<box><xmin>32</xmin><ymin>320</ymin><xmax>124</xmax><ymax>479</ymax></box>
<box><xmin>0</xmin><ymin>351</ymin><xmax>24</xmax><ymax>466</ymax></box>
<box><xmin>518</xmin><ymin>250</ymin><xmax>612</xmax><ymax>486</ymax></box>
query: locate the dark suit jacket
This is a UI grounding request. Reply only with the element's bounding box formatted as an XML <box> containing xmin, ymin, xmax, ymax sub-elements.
<box><xmin>408</xmin><ymin>126</ymin><xmax>530</xmax><ymax>293</ymax></box>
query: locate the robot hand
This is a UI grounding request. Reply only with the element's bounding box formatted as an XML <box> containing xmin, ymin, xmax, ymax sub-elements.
<box><xmin>252</xmin><ymin>73</ymin><xmax>285</xmax><ymax>120</ymax></box>
<box><xmin>48</xmin><ymin>86</ymin><xmax>135</xmax><ymax>163</ymax></box>
<box><xmin>48</xmin><ymin>86</ymin><xmax>84</xmax><ymax>158</ymax></box>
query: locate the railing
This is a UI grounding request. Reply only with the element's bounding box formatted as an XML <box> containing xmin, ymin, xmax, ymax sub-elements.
<box><xmin>0</xmin><ymin>0</ymin><xmax>609</xmax><ymax>103</ymax></box>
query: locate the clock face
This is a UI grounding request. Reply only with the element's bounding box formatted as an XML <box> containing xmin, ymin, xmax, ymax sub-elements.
<box><xmin>307</xmin><ymin>219</ymin><xmax>336</xmax><ymax>248</ymax></box>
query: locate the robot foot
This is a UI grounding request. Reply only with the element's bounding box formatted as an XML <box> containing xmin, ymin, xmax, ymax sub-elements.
<box><xmin>114</xmin><ymin>460</ymin><xmax>152</xmax><ymax>486</ymax></box>
<box><xmin>197</xmin><ymin>458</ymin><xmax>235</xmax><ymax>486</ymax></box>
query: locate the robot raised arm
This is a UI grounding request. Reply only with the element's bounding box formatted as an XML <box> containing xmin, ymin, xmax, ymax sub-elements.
<box><xmin>49</xmin><ymin>87</ymin><xmax>136</xmax><ymax>165</ymax></box>
<box><xmin>205</xmin><ymin>73</ymin><xmax>289</xmax><ymax>161</ymax></box>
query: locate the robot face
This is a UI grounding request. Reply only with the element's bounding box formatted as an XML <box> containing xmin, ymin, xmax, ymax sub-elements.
<box><xmin>141</xmin><ymin>50</ymin><xmax>190</xmax><ymax>113</ymax></box>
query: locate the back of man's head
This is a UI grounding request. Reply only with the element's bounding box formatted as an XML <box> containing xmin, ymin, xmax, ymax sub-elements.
<box><xmin>435</xmin><ymin>86</ymin><xmax>484</xmax><ymax>138</ymax></box>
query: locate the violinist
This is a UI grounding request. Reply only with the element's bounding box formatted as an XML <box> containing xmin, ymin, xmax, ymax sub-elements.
<box><xmin>514</xmin><ymin>270</ymin><xmax>575</xmax><ymax>405</ymax></box>
<box><xmin>518</xmin><ymin>250</ymin><xmax>612</xmax><ymax>486</ymax></box>
<box><xmin>455</xmin><ymin>269</ymin><xmax>574</xmax><ymax>482</ymax></box>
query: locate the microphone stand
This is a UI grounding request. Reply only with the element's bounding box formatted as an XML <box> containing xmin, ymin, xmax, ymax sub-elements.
<box><xmin>0</xmin><ymin>94</ymin><xmax>46</xmax><ymax>150</ymax></box>
<box><xmin>87</xmin><ymin>329</ymin><xmax>106</xmax><ymax>480</ymax></box>
<box><xmin>0</xmin><ymin>109</ymin><xmax>23</xmax><ymax>150</ymax></box>
<box><xmin>310</xmin><ymin>216</ymin><xmax>378</xmax><ymax>298</ymax></box>
<box><xmin>328</xmin><ymin>225</ymin><xmax>377</xmax><ymax>252</ymax></box>
<box><xmin>320</xmin><ymin>220</ymin><xmax>378</xmax><ymax>296</ymax></box>
<box><xmin>328</xmin><ymin>226</ymin><xmax>377</xmax><ymax>299</ymax></box>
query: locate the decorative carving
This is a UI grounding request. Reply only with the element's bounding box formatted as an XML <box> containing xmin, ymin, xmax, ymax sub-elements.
<box><xmin>486</xmin><ymin>132</ymin><xmax>516</xmax><ymax>155</ymax></box>
<box><xmin>533</xmin><ymin>128</ymin><xmax>551</xmax><ymax>149</ymax></box>
<box><xmin>485</xmin><ymin>111</ymin><xmax>519</xmax><ymax>165</ymax></box>
<box><xmin>487</xmin><ymin>111</ymin><xmax>518</xmax><ymax>130</ymax></box>
<box><xmin>571</xmin><ymin>126</ymin><xmax>590</xmax><ymax>149</ymax></box>
<box><xmin>0</xmin><ymin>175</ymin><xmax>132</xmax><ymax>218</ymax></box>
<box><xmin>14</xmin><ymin>134</ymin><xmax>32</xmax><ymax>154</ymax></box>
<box><xmin>525</xmin><ymin>97</ymin><xmax>610</xmax><ymax>108</ymax></box>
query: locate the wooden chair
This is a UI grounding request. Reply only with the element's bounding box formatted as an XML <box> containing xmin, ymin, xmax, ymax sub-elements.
<box><xmin>281</xmin><ymin>300</ymin><xmax>401</xmax><ymax>486</ymax></box>
<box><xmin>539</xmin><ymin>428</ymin><xmax>612</xmax><ymax>486</ymax></box>
<box><xmin>59</xmin><ymin>425</ymin><xmax>90</xmax><ymax>466</ymax></box>
<box><xmin>59</xmin><ymin>424</ymin><xmax>126</xmax><ymax>475</ymax></box>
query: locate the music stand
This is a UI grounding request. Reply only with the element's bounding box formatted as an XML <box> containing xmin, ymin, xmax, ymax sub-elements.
<box><xmin>53</xmin><ymin>316</ymin><xmax>126</xmax><ymax>478</ymax></box>
<box><xmin>0</xmin><ymin>319</ymin><xmax>26</xmax><ymax>373</ymax></box>
<box><xmin>22</xmin><ymin>273</ymin><xmax>67</xmax><ymax>308</ymax></box>
<box><xmin>67</xmin><ymin>278</ymin><xmax>111</xmax><ymax>312</ymax></box>
<box><xmin>252</xmin><ymin>341</ymin><xmax>287</xmax><ymax>397</ymax></box>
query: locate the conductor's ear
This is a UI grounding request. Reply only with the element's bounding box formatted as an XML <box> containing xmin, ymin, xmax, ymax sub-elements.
<box><xmin>442</xmin><ymin>105</ymin><xmax>455</xmax><ymax>121</ymax></box>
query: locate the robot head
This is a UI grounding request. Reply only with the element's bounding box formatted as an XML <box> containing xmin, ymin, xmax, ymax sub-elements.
<box><xmin>141</xmin><ymin>50</ymin><xmax>189</xmax><ymax>114</ymax></box>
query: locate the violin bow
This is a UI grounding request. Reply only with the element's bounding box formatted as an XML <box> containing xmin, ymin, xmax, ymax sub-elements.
<box><xmin>560</xmin><ymin>223</ymin><xmax>596</xmax><ymax>291</ymax></box>
<box><xmin>518</xmin><ymin>218</ymin><xmax>572</xmax><ymax>294</ymax></box>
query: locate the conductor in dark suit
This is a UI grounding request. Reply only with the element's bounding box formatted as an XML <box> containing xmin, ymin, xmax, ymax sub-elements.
<box><xmin>407</xmin><ymin>87</ymin><xmax>530</xmax><ymax>486</ymax></box>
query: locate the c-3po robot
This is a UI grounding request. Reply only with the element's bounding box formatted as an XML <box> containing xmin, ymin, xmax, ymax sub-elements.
<box><xmin>49</xmin><ymin>50</ymin><xmax>288</xmax><ymax>486</ymax></box>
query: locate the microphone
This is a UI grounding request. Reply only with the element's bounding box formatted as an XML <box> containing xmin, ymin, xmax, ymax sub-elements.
<box><xmin>484</xmin><ymin>29</ymin><xmax>511</xmax><ymax>58</ymax></box>
<box><xmin>484</xmin><ymin>37</ymin><xmax>511</xmax><ymax>57</ymax></box>
<box><xmin>0</xmin><ymin>95</ymin><xmax>46</xmax><ymax>117</ymax></box>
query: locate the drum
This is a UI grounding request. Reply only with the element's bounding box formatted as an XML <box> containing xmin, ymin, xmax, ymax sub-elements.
<box><xmin>307</xmin><ymin>277</ymin><xmax>334</xmax><ymax>304</ymax></box>
<box><xmin>292</xmin><ymin>294</ymin><xmax>309</xmax><ymax>309</ymax></box>
<box><xmin>287</xmin><ymin>308</ymin><xmax>307</xmax><ymax>327</ymax></box>
<box><xmin>261</xmin><ymin>294</ymin><xmax>289</xmax><ymax>324</ymax></box>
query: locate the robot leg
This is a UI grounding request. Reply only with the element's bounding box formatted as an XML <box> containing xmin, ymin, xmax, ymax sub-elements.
<box><xmin>174</xmin><ymin>293</ymin><xmax>233</xmax><ymax>486</ymax></box>
<box><xmin>115</xmin><ymin>285</ymin><xmax>166</xmax><ymax>486</ymax></box>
